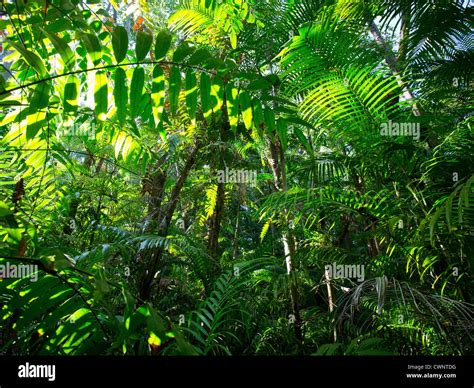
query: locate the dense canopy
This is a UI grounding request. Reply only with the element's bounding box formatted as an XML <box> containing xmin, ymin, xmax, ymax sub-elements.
<box><xmin>0</xmin><ymin>0</ymin><xmax>472</xmax><ymax>356</ymax></box>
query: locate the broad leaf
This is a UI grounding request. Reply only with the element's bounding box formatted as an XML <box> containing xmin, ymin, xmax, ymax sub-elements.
<box><xmin>114</xmin><ymin>68</ymin><xmax>128</xmax><ymax>125</ymax></box>
<box><xmin>185</xmin><ymin>70</ymin><xmax>198</xmax><ymax>121</ymax></box>
<box><xmin>154</xmin><ymin>30</ymin><xmax>172</xmax><ymax>60</ymax></box>
<box><xmin>151</xmin><ymin>65</ymin><xmax>166</xmax><ymax>125</ymax></box>
<box><xmin>136</xmin><ymin>31</ymin><xmax>153</xmax><ymax>61</ymax></box>
<box><xmin>130</xmin><ymin>67</ymin><xmax>145</xmax><ymax>120</ymax></box>
<box><xmin>112</xmin><ymin>26</ymin><xmax>128</xmax><ymax>63</ymax></box>
<box><xmin>94</xmin><ymin>71</ymin><xmax>108</xmax><ymax>121</ymax></box>
<box><xmin>169</xmin><ymin>66</ymin><xmax>181</xmax><ymax>116</ymax></box>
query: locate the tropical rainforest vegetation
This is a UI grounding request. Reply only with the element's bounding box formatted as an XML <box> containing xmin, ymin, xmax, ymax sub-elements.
<box><xmin>0</xmin><ymin>0</ymin><xmax>472</xmax><ymax>356</ymax></box>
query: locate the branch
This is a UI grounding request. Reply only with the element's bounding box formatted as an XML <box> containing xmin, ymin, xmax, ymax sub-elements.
<box><xmin>1</xmin><ymin>60</ymin><xmax>215</xmax><ymax>96</ymax></box>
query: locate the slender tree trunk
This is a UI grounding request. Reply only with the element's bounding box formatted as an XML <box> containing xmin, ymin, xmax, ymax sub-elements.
<box><xmin>368</xmin><ymin>19</ymin><xmax>437</xmax><ymax>148</ymax></box>
<box><xmin>145</xmin><ymin>167</ymin><xmax>167</xmax><ymax>229</ymax></box>
<box><xmin>368</xmin><ymin>20</ymin><xmax>420</xmax><ymax>115</ymax></box>
<box><xmin>207</xmin><ymin>181</ymin><xmax>225</xmax><ymax>258</ymax></box>
<box><xmin>324</xmin><ymin>267</ymin><xmax>337</xmax><ymax>342</ymax></box>
<box><xmin>268</xmin><ymin>140</ymin><xmax>303</xmax><ymax>344</ymax></box>
<box><xmin>138</xmin><ymin>141</ymin><xmax>200</xmax><ymax>301</ymax></box>
<box><xmin>398</xmin><ymin>5</ymin><xmax>411</xmax><ymax>67</ymax></box>
<box><xmin>232</xmin><ymin>203</ymin><xmax>240</xmax><ymax>260</ymax></box>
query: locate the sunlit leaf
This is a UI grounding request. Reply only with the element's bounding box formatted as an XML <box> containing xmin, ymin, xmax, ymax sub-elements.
<box><xmin>112</xmin><ymin>26</ymin><xmax>128</xmax><ymax>63</ymax></box>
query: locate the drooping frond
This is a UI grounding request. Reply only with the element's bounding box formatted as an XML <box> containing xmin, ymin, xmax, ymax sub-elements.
<box><xmin>278</xmin><ymin>12</ymin><xmax>403</xmax><ymax>139</ymax></box>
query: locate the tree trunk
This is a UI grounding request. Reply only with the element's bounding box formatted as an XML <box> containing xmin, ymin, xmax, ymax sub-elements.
<box><xmin>268</xmin><ymin>140</ymin><xmax>303</xmax><ymax>344</ymax></box>
<box><xmin>367</xmin><ymin>19</ymin><xmax>437</xmax><ymax>149</ymax></box>
<box><xmin>368</xmin><ymin>20</ymin><xmax>420</xmax><ymax>115</ymax></box>
<box><xmin>138</xmin><ymin>141</ymin><xmax>200</xmax><ymax>301</ymax></box>
<box><xmin>207</xmin><ymin>181</ymin><xmax>225</xmax><ymax>258</ymax></box>
<box><xmin>232</xmin><ymin>204</ymin><xmax>240</xmax><ymax>260</ymax></box>
<box><xmin>324</xmin><ymin>267</ymin><xmax>337</xmax><ymax>342</ymax></box>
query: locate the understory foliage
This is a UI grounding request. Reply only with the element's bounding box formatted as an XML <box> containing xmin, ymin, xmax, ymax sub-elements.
<box><xmin>0</xmin><ymin>0</ymin><xmax>472</xmax><ymax>355</ymax></box>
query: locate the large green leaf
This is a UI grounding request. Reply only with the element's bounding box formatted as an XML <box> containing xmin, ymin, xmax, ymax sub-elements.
<box><xmin>185</xmin><ymin>70</ymin><xmax>198</xmax><ymax>121</ymax></box>
<box><xmin>94</xmin><ymin>71</ymin><xmax>108</xmax><ymax>121</ymax></box>
<box><xmin>154</xmin><ymin>30</ymin><xmax>172</xmax><ymax>60</ymax></box>
<box><xmin>188</xmin><ymin>48</ymin><xmax>212</xmax><ymax>66</ymax></box>
<box><xmin>130</xmin><ymin>67</ymin><xmax>145</xmax><ymax>120</ymax></box>
<box><xmin>63</xmin><ymin>75</ymin><xmax>79</xmax><ymax>113</ymax></box>
<box><xmin>114</xmin><ymin>68</ymin><xmax>128</xmax><ymax>125</ymax></box>
<box><xmin>252</xmin><ymin>99</ymin><xmax>264</xmax><ymax>128</ymax></box>
<box><xmin>264</xmin><ymin>107</ymin><xmax>275</xmax><ymax>141</ymax></box>
<box><xmin>80</xmin><ymin>32</ymin><xmax>102</xmax><ymax>66</ymax></box>
<box><xmin>30</xmin><ymin>83</ymin><xmax>50</xmax><ymax>110</ymax></box>
<box><xmin>173</xmin><ymin>41</ymin><xmax>195</xmax><ymax>62</ymax></box>
<box><xmin>226</xmin><ymin>83</ymin><xmax>239</xmax><ymax>133</ymax></box>
<box><xmin>112</xmin><ymin>26</ymin><xmax>128</xmax><ymax>63</ymax></box>
<box><xmin>169</xmin><ymin>66</ymin><xmax>181</xmax><ymax>116</ymax></box>
<box><xmin>40</xmin><ymin>28</ymin><xmax>75</xmax><ymax>71</ymax></box>
<box><xmin>136</xmin><ymin>31</ymin><xmax>153</xmax><ymax>62</ymax></box>
<box><xmin>26</xmin><ymin>83</ymin><xmax>50</xmax><ymax>139</ymax></box>
<box><xmin>239</xmin><ymin>91</ymin><xmax>252</xmax><ymax>130</ymax></box>
<box><xmin>151</xmin><ymin>65</ymin><xmax>166</xmax><ymax>125</ymax></box>
<box><xmin>210</xmin><ymin>76</ymin><xmax>224</xmax><ymax>113</ymax></box>
<box><xmin>200</xmin><ymin>73</ymin><xmax>212</xmax><ymax>122</ymax></box>
<box><xmin>7</xmin><ymin>40</ymin><xmax>47</xmax><ymax>77</ymax></box>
